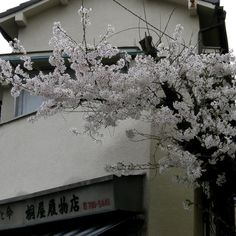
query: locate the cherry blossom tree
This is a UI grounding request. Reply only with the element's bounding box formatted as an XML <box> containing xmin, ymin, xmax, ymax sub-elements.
<box><xmin>0</xmin><ymin>6</ymin><xmax>236</xmax><ymax>236</ymax></box>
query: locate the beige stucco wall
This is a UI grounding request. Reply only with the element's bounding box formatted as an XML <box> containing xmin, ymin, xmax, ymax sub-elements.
<box><xmin>0</xmin><ymin>113</ymin><xmax>150</xmax><ymax>200</ymax></box>
<box><xmin>0</xmin><ymin>0</ymin><xmax>199</xmax><ymax>235</ymax></box>
<box><xmin>18</xmin><ymin>0</ymin><xmax>199</xmax><ymax>51</ymax></box>
<box><xmin>147</xmin><ymin>146</ymin><xmax>194</xmax><ymax>236</ymax></box>
<box><xmin>1</xmin><ymin>87</ymin><xmax>15</xmax><ymax>123</ymax></box>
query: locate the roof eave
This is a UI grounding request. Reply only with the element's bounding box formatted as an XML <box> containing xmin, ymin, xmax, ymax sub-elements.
<box><xmin>0</xmin><ymin>0</ymin><xmax>68</xmax><ymax>42</ymax></box>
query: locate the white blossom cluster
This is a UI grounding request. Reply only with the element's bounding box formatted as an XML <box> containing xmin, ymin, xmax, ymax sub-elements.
<box><xmin>0</xmin><ymin>8</ymin><xmax>236</xmax><ymax>191</ymax></box>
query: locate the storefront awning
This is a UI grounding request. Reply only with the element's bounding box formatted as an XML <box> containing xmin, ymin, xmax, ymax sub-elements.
<box><xmin>3</xmin><ymin>213</ymin><xmax>143</xmax><ymax>236</ymax></box>
<box><xmin>0</xmin><ymin>175</ymin><xmax>144</xmax><ymax>233</ymax></box>
<box><xmin>38</xmin><ymin>218</ymin><xmax>130</xmax><ymax>236</ymax></box>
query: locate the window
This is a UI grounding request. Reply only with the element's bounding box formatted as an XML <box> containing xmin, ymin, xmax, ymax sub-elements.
<box><xmin>15</xmin><ymin>90</ymin><xmax>44</xmax><ymax>117</ymax></box>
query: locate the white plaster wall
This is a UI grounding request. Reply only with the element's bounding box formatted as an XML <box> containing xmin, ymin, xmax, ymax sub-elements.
<box><xmin>18</xmin><ymin>0</ymin><xmax>199</xmax><ymax>51</ymax></box>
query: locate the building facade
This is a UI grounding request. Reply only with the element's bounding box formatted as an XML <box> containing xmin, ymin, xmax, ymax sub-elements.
<box><xmin>0</xmin><ymin>0</ymin><xmax>228</xmax><ymax>235</ymax></box>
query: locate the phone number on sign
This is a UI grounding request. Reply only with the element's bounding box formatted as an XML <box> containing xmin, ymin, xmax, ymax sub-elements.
<box><xmin>83</xmin><ymin>199</ymin><xmax>111</xmax><ymax>210</ymax></box>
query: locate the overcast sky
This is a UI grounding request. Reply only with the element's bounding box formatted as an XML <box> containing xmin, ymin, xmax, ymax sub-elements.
<box><xmin>0</xmin><ymin>0</ymin><xmax>234</xmax><ymax>54</ymax></box>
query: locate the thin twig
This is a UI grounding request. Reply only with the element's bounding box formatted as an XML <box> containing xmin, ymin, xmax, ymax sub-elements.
<box><xmin>142</xmin><ymin>0</ymin><xmax>150</xmax><ymax>36</ymax></box>
<box><xmin>138</xmin><ymin>18</ymin><xmax>141</xmax><ymax>41</ymax></box>
<box><xmin>107</xmin><ymin>26</ymin><xmax>161</xmax><ymax>40</ymax></box>
<box><xmin>157</xmin><ymin>8</ymin><xmax>176</xmax><ymax>46</ymax></box>
<box><xmin>81</xmin><ymin>0</ymin><xmax>88</xmax><ymax>52</ymax></box>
